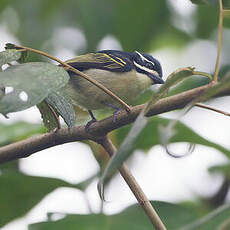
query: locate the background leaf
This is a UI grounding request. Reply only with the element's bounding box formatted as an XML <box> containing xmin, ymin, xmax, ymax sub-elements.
<box><xmin>0</xmin><ymin>171</ymin><xmax>94</xmax><ymax>227</ymax></box>
<box><xmin>0</xmin><ymin>121</ymin><xmax>45</xmax><ymax>146</ymax></box>
<box><xmin>190</xmin><ymin>0</ymin><xmax>218</xmax><ymax>6</ymax></box>
<box><xmin>29</xmin><ymin>201</ymin><xmax>198</xmax><ymax>230</ymax></box>
<box><xmin>115</xmin><ymin>116</ymin><xmax>230</xmax><ymax>158</ymax></box>
<box><xmin>0</xmin><ymin>171</ymin><xmax>80</xmax><ymax>227</ymax></box>
<box><xmin>180</xmin><ymin>204</ymin><xmax>230</xmax><ymax>230</ymax></box>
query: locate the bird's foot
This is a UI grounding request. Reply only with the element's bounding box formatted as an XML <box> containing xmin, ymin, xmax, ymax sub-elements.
<box><xmin>101</xmin><ymin>102</ymin><xmax>121</xmax><ymax>123</ymax></box>
<box><xmin>85</xmin><ymin>110</ymin><xmax>97</xmax><ymax>132</ymax></box>
<box><xmin>113</xmin><ymin>108</ymin><xmax>121</xmax><ymax>123</ymax></box>
<box><xmin>85</xmin><ymin>118</ymin><xmax>97</xmax><ymax>132</ymax></box>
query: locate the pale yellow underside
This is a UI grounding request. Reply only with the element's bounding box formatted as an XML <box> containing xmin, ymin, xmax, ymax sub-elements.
<box><xmin>62</xmin><ymin>69</ymin><xmax>152</xmax><ymax>110</ymax></box>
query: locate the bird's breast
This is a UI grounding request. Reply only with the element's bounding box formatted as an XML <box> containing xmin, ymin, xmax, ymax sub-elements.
<box><xmin>64</xmin><ymin>69</ymin><xmax>152</xmax><ymax>110</ymax></box>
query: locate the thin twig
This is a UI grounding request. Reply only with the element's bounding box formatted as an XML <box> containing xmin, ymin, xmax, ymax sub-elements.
<box><xmin>195</xmin><ymin>103</ymin><xmax>230</xmax><ymax>117</ymax></box>
<box><xmin>12</xmin><ymin>44</ymin><xmax>131</xmax><ymax>112</ymax></box>
<box><xmin>98</xmin><ymin>136</ymin><xmax>167</xmax><ymax>230</ymax></box>
<box><xmin>214</xmin><ymin>0</ymin><xmax>224</xmax><ymax>82</ymax></box>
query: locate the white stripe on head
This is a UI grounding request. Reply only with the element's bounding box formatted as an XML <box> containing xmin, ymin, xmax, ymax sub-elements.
<box><xmin>134</xmin><ymin>61</ymin><xmax>159</xmax><ymax>76</ymax></box>
<box><xmin>135</xmin><ymin>51</ymin><xmax>155</xmax><ymax>66</ymax></box>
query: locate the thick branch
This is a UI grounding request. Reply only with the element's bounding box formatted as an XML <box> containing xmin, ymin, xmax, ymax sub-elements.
<box><xmin>0</xmin><ymin>83</ymin><xmax>217</xmax><ymax>164</ymax></box>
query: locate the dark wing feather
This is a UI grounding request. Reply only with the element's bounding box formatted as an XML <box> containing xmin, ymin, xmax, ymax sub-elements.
<box><xmin>64</xmin><ymin>52</ymin><xmax>133</xmax><ymax>73</ymax></box>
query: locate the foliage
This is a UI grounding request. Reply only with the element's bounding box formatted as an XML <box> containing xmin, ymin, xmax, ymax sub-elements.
<box><xmin>29</xmin><ymin>201</ymin><xmax>199</xmax><ymax>230</ymax></box>
<box><xmin>0</xmin><ymin>0</ymin><xmax>230</xmax><ymax>230</ymax></box>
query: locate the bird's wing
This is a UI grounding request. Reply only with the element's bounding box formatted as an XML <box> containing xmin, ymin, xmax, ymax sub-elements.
<box><xmin>64</xmin><ymin>52</ymin><xmax>132</xmax><ymax>73</ymax></box>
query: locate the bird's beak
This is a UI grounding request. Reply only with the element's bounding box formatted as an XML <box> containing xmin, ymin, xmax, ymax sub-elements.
<box><xmin>148</xmin><ymin>73</ymin><xmax>164</xmax><ymax>84</ymax></box>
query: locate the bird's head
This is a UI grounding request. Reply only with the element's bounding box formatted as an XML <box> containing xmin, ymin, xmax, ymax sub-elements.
<box><xmin>131</xmin><ymin>51</ymin><xmax>164</xmax><ymax>85</ymax></box>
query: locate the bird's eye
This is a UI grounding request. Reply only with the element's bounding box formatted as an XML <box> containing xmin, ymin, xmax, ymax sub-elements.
<box><xmin>145</xmin><ymin>62</ymin><xmax>154</xmax><ymax>69</ymax></box>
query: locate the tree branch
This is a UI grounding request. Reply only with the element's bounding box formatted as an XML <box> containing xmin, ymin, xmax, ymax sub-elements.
<box><xmin>98</xmin><ymin>136</ymin><xmax>167</xmax><ymax>230</ymax></box>
<box><xmin>0</xmin><ymin>82</ymin><xmax>218</xmax><ymax>164</ymax></box>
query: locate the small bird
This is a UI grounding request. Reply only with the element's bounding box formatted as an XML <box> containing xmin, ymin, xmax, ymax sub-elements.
<box><xmin>62</xmin><ymin>50</ymin><xmax>164</xmax><ymax>126</ymax></box>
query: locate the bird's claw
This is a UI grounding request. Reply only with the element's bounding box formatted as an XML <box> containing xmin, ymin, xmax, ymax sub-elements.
<box><xmin>113</xmin><ymin>108</ymin><xmax>121</xmax><ymax>123</ymax></box>
<box><xmin>85</xmin><ymin>118</ymin><xmax>97</xmax><ymax>132</ymax></box>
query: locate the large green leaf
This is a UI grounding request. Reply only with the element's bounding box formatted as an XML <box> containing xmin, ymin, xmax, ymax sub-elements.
<box><xmin>0</xmin><ymin>49</ymin><xmax>21</xmax><ymax>66</ymax></box>
<box><xmin>115</xmin><ymin>116</ymin><xmax>230</xmax><ymax>158</ymax></box>
<box><xmin>195</xmin><ymin>4</ymin><xmax>218</xmax><ymax>39</ymax></box>
<box><xmin>29</xmin><ymin>201</ymin><xmax>198</xmax><ymax>230</ymax></box>
<box><xmin>180</xmin><ymin>204</ymin><xmax>230</xmax><ymax>230</ymax></box>
<box><xmin>0</xmin><ymin>171</ymin><xmax>92</xmax><ymax>227</ymax></box>
<box><xmin>0</xmin><ymin>121</ymin><xmax>45</xmax><ymax>146</ymax></box>
<box><xmin>0</xmin><ymin>62</ymin><xmax>69</xmax><ymax>116</ymax></box>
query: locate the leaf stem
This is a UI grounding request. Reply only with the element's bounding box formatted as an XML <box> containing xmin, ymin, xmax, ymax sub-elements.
<box><xmin>192</xmin><ymin>71</ymin><xmax>213</xmax><ymax>81</ymax></box>
<box><xmin>98</xmin><ymin>136</ymin><xmax>167</xmax><ymax>230</ymax></box>
<box><xmin>12</xmin><ymin>44</ymin><xmax>131</xmax><ymax>112</ymax></box>
<box><xmin>195</xmin><ymin>102</ymin><xmax>230</xmax><ymax>117</ymax></box>
<box><xmin>214</xmin><ymin>0</ymin><xmax>224</xmax><ymax>82</ymax></box>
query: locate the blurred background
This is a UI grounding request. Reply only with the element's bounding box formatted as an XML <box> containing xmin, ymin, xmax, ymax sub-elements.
<box><xmin>1</xmin><ymin>0</ymin><xmax>230</xmax><ymax>229</ymax></box>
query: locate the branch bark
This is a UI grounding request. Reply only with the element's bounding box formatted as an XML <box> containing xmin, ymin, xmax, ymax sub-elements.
<box><xmin>0</xmin><ymin>82</ymin><xmax>217</xmax><ymax>164</ymax></box>
<box><xmin>98</xmin><ymin>136</ymin><xmax>167</xmax><ymax>230</ymax></box>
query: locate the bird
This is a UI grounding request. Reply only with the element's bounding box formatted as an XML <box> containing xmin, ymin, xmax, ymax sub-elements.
<box><xmin>61</xmin><ymin>50</ymin><xmax>164</xmax><ymax>128</ymax></box>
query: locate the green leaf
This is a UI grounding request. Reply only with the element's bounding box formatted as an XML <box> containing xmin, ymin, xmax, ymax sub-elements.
<box><xmin>0</xmin><ymin>172</ymin><xmax>70</xmax><ymax>227</ymax></box>
<box><xmin>111</xmin><ymin>0</ymin><xmax>170</xmax><ymax>51</ymax></box>
<box><xmin>190</xmin><ymin>0</ymin><xmax>217</xmax><ymax>6</ymax></box>
<box><xmin>37</xmin><ymin>101</ymin><xmax>60</xmax><ymax>131</ymax></box>
<box><xmin>209</xmin><ymin>163</ymin><xmax>230</xmax><ymax>179</ymax></box>
<box><xmin>45</xmin><ymin>91</ymin><xmax>76</xmax><ymax>129</ymax></box>
<box><xmin>0</xmin><ymin>121</ymin><xmax>45</xmax><ymax>146</ymax></box>
<box><xmin>0</xmin><ymin>62</ymin><xmax>69</xmax><ymax>116</ymax></box>
<box><xmin>0</xmin><ymin>49</ymin><xmax>21</xmax><ymax>66</ymax></box>
<box><xmin>17</xmin><ymin>50</ymin><xmax>29</xmax><ymax>63</ymax></box>
<box><xmin>147</xmin><ymin>67</ymin><xmax>198</xmax><ymax>108</ymax></box>
<box><xmin>115</xmin><ymin>116</ymin><xmax>230</xmax><ymax>158</ymax></box>
<box><xmin>180</xmin><ymin>204</ymin><xmax>230</xmax><ymax>230</ymax></box>
<box><xmin>167</xmin><ymin>76</ymin><xmax>210</xmax><ymax>97</ymax></box>
<box><xmin>195</xmin><ymin>4</ymin><xmax>218</xmax><ymax>39</ymax></box>
<box><xmin>29</xmin><ymin>201</ymin><xmax>198</xmax><ymax>230</ymax></box>
<box><xmin>199</xmin><ymin>73</ymin><xmax>230</xmax><ymax>101</ymax></box>
<box><xmin>0</xmin><ymin>87</ymin><xmax>4</xmax><ymax>99</ymax></box>
<box><xmin>0</xmin><ymin>171</ymin><xmax>94</xmax><ymax>227</ymax></box>
<box><xmin>191</xmin><ymin>0</ymin><xmax>230</xmax><ymax>7</ymax></box>
<box><xmin>4</xmin><ymin>44</ymin><xmax>28</xmax><ymax>63</ymax></box>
